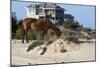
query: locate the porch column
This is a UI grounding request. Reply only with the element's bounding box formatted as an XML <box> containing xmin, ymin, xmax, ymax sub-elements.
<box><xmin>54</xmin><ymin>9</ymin><xmax>56</xmax><ymax>24</ymax></box>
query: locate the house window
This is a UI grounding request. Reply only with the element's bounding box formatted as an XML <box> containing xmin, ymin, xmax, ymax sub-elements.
<box><xmin>48</xmin><ymin>11</ymin><xmax>52</xmax><ymax>15</ymax></box>
<box><xmin>29</xmin><ymin>9</ymin><xmax>31</xmax><ymax>13</ymax></box>
<box><xmin>39</xmin><ymin>9</ymin><xmax>43</xmax><ymax>15</ymax></box>
<box><xmin>52</xmin><ymin>10</ymin><xmax>55</xmax><ymax>15</ymax></box>
<box><xmin>36</xmin><ymin>8</ymin><xmax>39</xmax><ymax>15</ymax></box>
<box><xmin>29</xmin><ymin>8</ymin><xmax>34</xmax><ymax>13</ymax></box>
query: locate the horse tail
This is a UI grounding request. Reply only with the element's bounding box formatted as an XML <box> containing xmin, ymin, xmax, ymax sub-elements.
<box><xmin>21</xmin><ymin>20</ymin><xmax>25</xmax><ymax>34</ymax></box>
<box><xmin>18</xmin><ymin>20</ymin><xmax>24</xmax><ymax>32</ymax></box>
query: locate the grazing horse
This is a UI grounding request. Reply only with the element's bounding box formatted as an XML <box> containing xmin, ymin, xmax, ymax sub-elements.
<box><xmin>21</xmin><ymin>17</ymin><xmax>61</xmax><ymax>43</ymax></box>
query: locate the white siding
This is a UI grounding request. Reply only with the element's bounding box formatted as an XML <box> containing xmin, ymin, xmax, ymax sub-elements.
<box><xmin>26</xmin><ymin>8</ymin><xmax>40</xmax><ymax>19</ymax></box>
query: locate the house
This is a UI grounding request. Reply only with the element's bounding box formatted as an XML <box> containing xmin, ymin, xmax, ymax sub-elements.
<box><xmin>26</xmin><ymin>3</ymin><xmax>65</xmax><ymax>25</ymax></box>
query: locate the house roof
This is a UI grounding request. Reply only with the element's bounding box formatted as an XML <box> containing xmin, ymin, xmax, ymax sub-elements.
<box><xmin>27</xmin><ymin>4</ymin><xmax>36</xmax><ymax>8</ymax></box>
<box><xmin>27</xmin><ymin>3</ymin><xmax>65</xmax><ymax>11</ymax></box>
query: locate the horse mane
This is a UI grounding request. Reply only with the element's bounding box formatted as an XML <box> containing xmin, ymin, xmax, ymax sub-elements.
<box><xmin>24</xmin><ymin>18</ymin><xmax>38</xmax><ymax>22</ymax></box>
<box><xmin>48</xmin><ymin>20</ymin><xmax>59</xmax><ymax>30</ymax></box>
<box><xmin>48</xmin><ymin>20</ymin><xmax>61</xmax><ymax>37</ymax></box>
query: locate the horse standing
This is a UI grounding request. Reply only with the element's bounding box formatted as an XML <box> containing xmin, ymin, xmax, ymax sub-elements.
<box><xmin>21</xmin><ymin>17</ymin><xmax>61</xmax><ymax>43</ymax></box>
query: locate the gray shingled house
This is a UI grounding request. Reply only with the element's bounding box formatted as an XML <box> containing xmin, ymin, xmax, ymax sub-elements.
<box><xmin>26</xmin><ymin>3</ymin><xmax>65</xmax><ymax>25</ymax></box>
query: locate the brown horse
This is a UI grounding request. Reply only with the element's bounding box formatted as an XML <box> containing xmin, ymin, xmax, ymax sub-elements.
<box><xmin>21</xmin><ymin>17</ymin><xmax>61</xmax><ymax>43</ymax></box>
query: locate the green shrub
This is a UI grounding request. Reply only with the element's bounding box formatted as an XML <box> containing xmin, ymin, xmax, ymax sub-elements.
<box><xmin>65</xmin><ymin>36</ymin><xmax>78</xmax><ymax>43</ymax></box>
<box><xmin>82</xmin><ymin>35</ymin><xmax>94</xmax><ymax>41</ymax></box>
<box><xmin>64</xmin><ymin>31</ymin><xmax>78</xmax><ymax>43</ymax></box>
<box><xmin>28</xmin><ymin>31</ymin><xmax>37</xmax><ymax>40</ymax></box>
<box><xmin>63</xmin><ymin>20</ymin><xmax>80</xmax><ymax>30</ymax></box>
<box><xmin>15</xmin><ymin>29</ymin><xmax>21</xmax><ymax>39</ymax></box>
<box><xmin>81</xmin><ymin>28</ymin><xmax>92</xmax><ymax>32</ymax></box>
<box><xmin>15</xmin><ymin>28</ymin><xmax>37</xmax><ymax>40</ymax></box>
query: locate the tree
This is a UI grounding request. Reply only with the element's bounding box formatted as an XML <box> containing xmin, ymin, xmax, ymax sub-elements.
<box><xmin>17</xmin><ymin>20</ymin><xmax>23</xmax><ymax>29</ymax></box>
<box><xmin>63</xmin><ymin>20</ymin><xmax>80</xmax><ymax>30</ymax></box>
<box><xmin>64</xmin><ymin>14</ymin><xmax>74</xmax><ymax>22</ymax></box>
<box><xmin>64</xmin><ymin>14</ymin><xmax>81</xmax><ymax>30</ymax></box>
<box><xmin>81</xmin><ymin>27</ymin><xmax>92</xmax><ymax>32</ymax></box>
<box><xmin>71</xmin><ymin>21</ymin><xmax>80</xmax><ymax>30</ymax></box>
<box><xmin>12</xmin><ymin>16</ymin><xmax>18</xmax><ymax>34</ymax></box>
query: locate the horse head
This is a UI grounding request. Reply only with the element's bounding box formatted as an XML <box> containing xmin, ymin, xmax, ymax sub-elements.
<box><xmin>48</xmin><ymin>20</ymin><xmax>62</xmax><ymax>38</ymax></box>
<box><xmin>56</xmin><ymin>27</ymin><xmax>62</xmax><ymax>38</ymax></box>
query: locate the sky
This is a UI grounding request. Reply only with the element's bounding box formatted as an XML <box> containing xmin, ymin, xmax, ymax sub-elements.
<box><xmin>11</xmin><ymin>1</ymin><xmax>96</xmax><ymax>29</ymax></box>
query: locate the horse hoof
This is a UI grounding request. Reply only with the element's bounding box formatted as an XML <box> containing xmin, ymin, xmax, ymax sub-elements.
<box><xmin>27</xmin><ymin>41</ymin><xmax>29</xmax><ymax>43</ymax></box>
<box><xmin>22</xmin><ymin>41</ymin><xmax>24</xmax><ymax>43</ymax></box>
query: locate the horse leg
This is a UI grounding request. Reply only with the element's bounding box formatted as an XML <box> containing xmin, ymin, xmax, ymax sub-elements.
<box><xmin>42</xmin><ymin>31</ymin><xmax>45</xmax><ymax>40</ymax></box>
<box><xmin>42</xmin><ymin>30</ymin><xmax>47</xmax><ymax>40</ymax></box>
<box><xmin>45</xmin><ymin>31</ymin><xmax>48</xmax><ymax>40</ymax></box>
<box><xmin>22</xmin><ymin>28</ymin><xmax>25</xmax><ymax>43</ymax></box>
<box><xmin>25</xmin><ymin>30</ymin><xmax>29</xmax><ymax>43</ymax></box>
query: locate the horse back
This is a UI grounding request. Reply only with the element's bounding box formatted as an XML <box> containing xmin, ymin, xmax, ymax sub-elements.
<box><xmin>22</xmin><ymin>18</ymin><xmax>37</xmax><ymax>31</ymax></box>
<box><xmin>22</xmin><ymin>18</ymin><xmax>49</xmax><ymax>31</ymax></box>
<box><xmin>31</xmin><ymin>18</ymin><xmax>49</xmax><ymax>31</ymax></box>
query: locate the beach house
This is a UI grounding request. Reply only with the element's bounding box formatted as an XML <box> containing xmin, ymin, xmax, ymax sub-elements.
<box><xmin>26</xmin><ymin>3</ymin><xmax>65</xmax><ymax>25</ymax></box>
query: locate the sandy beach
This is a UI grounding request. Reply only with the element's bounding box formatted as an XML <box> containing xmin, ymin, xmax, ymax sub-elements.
<box><xmin>11</xmin><ymin>39</ymin><xmax>95</xmax><ymax>66</ymax></box>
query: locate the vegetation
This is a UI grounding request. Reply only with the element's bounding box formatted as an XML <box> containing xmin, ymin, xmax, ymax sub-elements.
<box><xmin>12</xmin><ymin>16</ymin><xmax>18</xmax><ymax>33</ymax></box>
<box><xmin>62</xmin><ymin>30</ymin><xmax>78</xmax><ymax>43</ymax></box>
<box><xmin>81</xmin><ymin>27</ymin><xmax>92</xmax><ymax>32</ymax></box>
<box><xmin>63</xmin><ymin>20</ymin><xmax>81</xmax><ymax>31</ymax></box>
<box><xmin>12</xmin><ymin>16</ymin><xmax>18</xmax><ymax>38</ymax></box>
<box><xmin>28</xmin><ymin>30</ymin><xmax>37</xmax><ymax>40</ymax></box>
<box><xmin>64</xmin><ymin>14</ymin><xmax>81</xmax><ymax>30</ymax></box>
<box><xmin>17</xmin><ymin>20</ymin><xmax>23</xmax><ymax>28</ymax></box>
<box><xmin>63</xmin><ymin>14</ymin><xmax>95</xmax><ymax>42</ymax></box>
<box><xmin>15</xmin><ymin>29</ymin><xmax>21</xmax><ymax>39</ymax></box>
<box><xmin>15</xmin><ymin>28</ymin><xmax>37</xmax><ymax>40</ymax></box>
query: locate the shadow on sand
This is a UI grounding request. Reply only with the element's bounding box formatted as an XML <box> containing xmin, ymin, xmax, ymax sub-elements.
<box><xmin>78</xmin><ymin>40</ymin><xmax>95</xmax><ymax>44</ymax></box>
<box><xmin>27</xmin><ymin>40</ymin><xmax>53</xmax><ymax>55</ymax></box>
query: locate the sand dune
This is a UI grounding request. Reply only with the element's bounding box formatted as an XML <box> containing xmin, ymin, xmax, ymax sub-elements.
<box><xmin>11</xmin><ymin>39</ymin><xmax>95</xmax><ymax>66</ymax></box>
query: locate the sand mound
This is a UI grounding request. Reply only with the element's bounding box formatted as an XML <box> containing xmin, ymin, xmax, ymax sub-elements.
<box><xmin>27</xmin><ymin>39</ymin><xmax>79</xmax><ymax>56</ymax></box>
